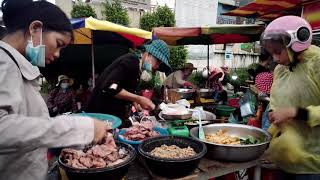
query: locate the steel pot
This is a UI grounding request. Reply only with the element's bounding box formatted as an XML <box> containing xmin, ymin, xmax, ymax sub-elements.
<box><xmin>190</xmin><ymin>123</ymin><xmax>271</xmax><ymax>162</ymax></box>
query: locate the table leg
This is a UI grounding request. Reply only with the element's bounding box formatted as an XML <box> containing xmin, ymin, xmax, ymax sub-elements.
<box><xmin>253</xmin><ymin>165</ymin><xmax>261</xmax><ymax>180</ymax></box>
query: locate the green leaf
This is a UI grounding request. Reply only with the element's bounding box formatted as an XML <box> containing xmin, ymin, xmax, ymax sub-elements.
<box><xmin>101</xmin><ymin>0</ymin><xmax>129</xmax><ymax>26</ymax></box>
<box><xmin>71</xmin><ymin>2</ymin><xmax>97</xmax><ymax>18</ymax></box>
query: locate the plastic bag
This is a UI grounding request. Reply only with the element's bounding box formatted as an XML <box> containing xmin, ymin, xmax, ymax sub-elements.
<box><xmin>228</xmin><ymin>113</ymin><xmax>237</xmax><ymax>123</ymax></box>
<box><xmin>191</xmin><ymin>107</ymin><xmax>206</xmax><ymax>120</ymax></box>
<box><xmin>159</xmin><ymin>102</ymin><xmax>189</xmax><ymax>115</ymax></box>
<box><xmin>262</xmin><ymin>104</ymin><xmax>271</xmax><ymax>130</ymax></box>
<box><xmin>239</xmin><ymin>91</ymin><xmax>256</xmax><ymax>117</ymax></box>
<box><xmin>176</xmin><ymin>99</ymin><xmax>191</xmax><ymax>108</ymax></box>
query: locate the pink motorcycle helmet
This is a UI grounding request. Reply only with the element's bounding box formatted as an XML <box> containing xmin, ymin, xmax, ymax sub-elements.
<box><xmin>261</xmin><ymin>16</ymin><xmax>312</xmax><ymax>53</ymax></box>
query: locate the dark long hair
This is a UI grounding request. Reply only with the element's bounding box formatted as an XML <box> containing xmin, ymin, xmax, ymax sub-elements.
<box><xmin>1</xmin><ymin>0</ymin><xmax>73</xmax><ymax>37</ymax></box>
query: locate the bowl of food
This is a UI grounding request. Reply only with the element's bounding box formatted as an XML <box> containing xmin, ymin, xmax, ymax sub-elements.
<box><xmin>58</xmin><ymin>133</ymin><xmax>136</xmax><ymax>180</ymax></box>
<box><xmin>173</xmin><ymin>88</ymin><xmax>195</xmax><ymax>99</ymax></box>
<box><xmin>199</xmin><ymin>88</ymin><xmax>215</xmax><ymax>98</ymax></box>
<box><xmin>117</xmin><ymin>121</ymin><xmax>169</xmax><ymax>149</ymax></box>
<box><xmin>138</xmin><ymin>136</ymin><xmax>206</xmax><ymax>178</ymax></box>
<box><xmin>190</xmin><ymin>123</ymin><xmax>271</xmax><ymax>162</ymax></box>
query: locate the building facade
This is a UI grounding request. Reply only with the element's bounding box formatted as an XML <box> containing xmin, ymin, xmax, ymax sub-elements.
<box><xmin>175</xmin><ymin>0</ymin><xmax>259</xmax><ymax>69</ymax></box>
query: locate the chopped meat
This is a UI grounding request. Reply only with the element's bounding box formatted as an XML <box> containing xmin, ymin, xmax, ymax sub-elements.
<box><xmin>122</xmin><ymin>121</ymin><xmax>160</xmax><ymax>141</ymax></box>
<box><xmin>70</xmin><ymin>159</ymin><xmax>87</xmax><ymax>169</ymax></box>
<box><xmin>79</xmin><ymin>156</ymin><xmax>93</xmax><ymax>168</ymax></box>
<box><xmin>61</xmin><ymin>132</ymin><xmax>128</xmax><ymax>169</ymax></box>
<box><xmin>108</xmin><ymin>159</ymin><xmax>125</xmax><ymax>166</ymax></box>
<box><xmin>91</xmin><ymin>157</ymin><xmax>106</xmax><ymax>168</ymax></box>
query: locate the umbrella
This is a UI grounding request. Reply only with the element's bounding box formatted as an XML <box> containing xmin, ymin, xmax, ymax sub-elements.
<box><xmin>70</xmin><ymin>17</ymin><xmax>152</xmax><ymax>86</ymax></box>
<box><xmin>223</xmin><ymin>0</ymin><xmax>312</xmax><ymax>20</ymax></box>
<box><xmin>152</xmin><ymin>24</ymin><xmax>264</xmax><ymax>72</ymax></box>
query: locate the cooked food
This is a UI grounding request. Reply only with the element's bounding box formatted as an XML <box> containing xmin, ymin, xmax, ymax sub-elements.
<box><xmin>150</xmin><ymin>145</ymin><xmax>196</xmax><ymax>159</ymax></box>
<box><xmin>205</xmin><ymin>129</ymin><xmax>262</xmax><ymax>145</ymax></box>
<box><xmin>240</xmin><ymin>135</ymin><xmax>262</xmax><ymax>145</ymax></box>
<box><xmin>121</xmin><ymin>121</ymin><xmax>159</xmax><ymax>141</ymax></box>
<box><xmin>61</xmin><ymin>133</ymin><xmax>128</xmax><ymax>169</ymax></box>
<box><xmin>205</xmin><ymin>129</ymin><xmax>240</xmax><ymax>145</ymax></box>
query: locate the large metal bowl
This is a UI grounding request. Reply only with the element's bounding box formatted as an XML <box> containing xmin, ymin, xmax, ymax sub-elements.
<box><xmin>199</xmin><ymin>88</ymin><xmax>214</xmax><ymax>98</ymax></box>
<box><xmin>173</xmin><ymin>88</ymin><xmax>195</xmax><ymax>99</ymax></box>
<box><xmin>190</xmin><ymin>123</ymin><xmax>271</xmax><ymax>162</ymax></box>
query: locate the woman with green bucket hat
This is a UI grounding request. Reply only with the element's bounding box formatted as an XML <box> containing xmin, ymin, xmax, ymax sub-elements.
<box><xmin>85</xmin><ymin>39</ymin><xmax>171</xmax><ymax>127</ymax></box>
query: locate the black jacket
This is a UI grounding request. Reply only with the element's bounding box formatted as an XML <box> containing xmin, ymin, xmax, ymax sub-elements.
<box><xmin>85</xmin><ymin>53</ymin><xmax>140</xmax><ymax>122</ymax></box>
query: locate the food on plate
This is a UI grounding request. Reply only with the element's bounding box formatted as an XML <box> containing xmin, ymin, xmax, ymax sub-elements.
<box><xmin>205</xmin><ymin>129</ymin><xmax>262</xmax><ymax>145</ymax></box>
<box><xmin>150</xmin><ymin>145</ymin><xmax>196</xmax><ymax>159</ymax></box>
<box><xmin>60</xmin><ymin>132</ymin><xmax>128</xmax><ymax>169</ymax></box>
<box><xmin>121</xmin><ymin>121</ymin><xmax>159</xmax><ymax>141</ymax></box>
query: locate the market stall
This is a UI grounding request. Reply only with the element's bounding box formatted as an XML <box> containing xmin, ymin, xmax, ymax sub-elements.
<box><xmin>55</xmin><ymin>19</ymin><xmax>270</xmax><ymax>180</ymax></box>
<box><xmin>71</xmin><ymin>17</ymin><xmax>152</xmax><ymax>87</ymax></box>
<box><xmin>153</xmin><ymin>25</ymin><xmax>264</xmax><ymax>70</ymax></box>
<box><xmin>42</xmin><ymin>18</ymin><xmax>152</xmax><ymax>85</ymax></box>
<box><xmin>223</xmin><ymin>0</ymin><xmax>320</xmax><ymax>45</ymax></box>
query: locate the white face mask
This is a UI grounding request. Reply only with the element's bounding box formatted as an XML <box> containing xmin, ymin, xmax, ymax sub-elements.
<box><xmin>140</xmin><ymin>70</ymin><xmax>152</xmax><ymax>82</ymax></box>
<box><xmin>60</xmin><ymin>83</ymin><xmax>69</xmax><ymax>89</ymax></box>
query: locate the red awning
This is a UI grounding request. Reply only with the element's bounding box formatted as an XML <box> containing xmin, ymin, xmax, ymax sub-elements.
<box><xmin>223</xmin><ymin>0</ymin><xmax>314</xmax><ymax>20</ymax></box>
<box><xmin>152</xmin><ymin>25</ymin><xmax>264</xmax><ymax>46</ymax></box>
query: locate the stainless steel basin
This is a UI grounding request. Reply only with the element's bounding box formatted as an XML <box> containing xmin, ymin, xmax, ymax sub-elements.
<box><xmin>190</xmin><ymin>123</ymin><xmax>271</xmax><ymax>162</ymax></box>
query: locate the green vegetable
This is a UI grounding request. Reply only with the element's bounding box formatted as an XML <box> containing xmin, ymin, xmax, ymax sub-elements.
<box><xmin>240</xmin><ymin>135</ymin><xmax>261</xmax><ymax>145</ymax></box>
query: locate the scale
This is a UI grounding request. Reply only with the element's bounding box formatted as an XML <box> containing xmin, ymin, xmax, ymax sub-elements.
<box><xmin>167</xmin><ymin>119</ymin><xmax>190</xmax><ymax>137</ymax></box>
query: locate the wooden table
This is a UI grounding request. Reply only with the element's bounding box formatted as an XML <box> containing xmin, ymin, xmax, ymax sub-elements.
<box><xmin>125</xmin><ymin>157</ymin><xmax>262</xmax><ymax>180</ymax></box>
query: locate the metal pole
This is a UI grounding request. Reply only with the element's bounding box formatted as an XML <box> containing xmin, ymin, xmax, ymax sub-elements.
<box><xmin>91</xmin><ymin>30</ymin><xmax>95</xmax><ymax>88</ymax></box>
<box><xmin>207</xmin><ymin>44</ymin><xmax>210</xmax><ymax>77</ymax></box>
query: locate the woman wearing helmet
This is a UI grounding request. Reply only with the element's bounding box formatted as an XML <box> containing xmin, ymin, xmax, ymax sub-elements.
<box><xmin>261</xmin><ymin>16</ymin><xmax>320</xmax><ymax>179</ymax></box>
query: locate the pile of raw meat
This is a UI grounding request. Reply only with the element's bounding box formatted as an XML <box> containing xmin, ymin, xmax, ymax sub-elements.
<box><xmin>61</xmin><ymin>132</ymin><xmax>128</xmax><ymax>169</ymax></box>
<box><xmin>121</xmin><ymin>121</ymin><xmax>160</xmax><ymax>141</ymax></box>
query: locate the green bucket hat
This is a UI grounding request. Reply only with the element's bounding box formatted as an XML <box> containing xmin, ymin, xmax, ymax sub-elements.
<box><xmin>144</xmin><ymin>39</ymin><xmax>172</xmax><ymax>73</ymax></box>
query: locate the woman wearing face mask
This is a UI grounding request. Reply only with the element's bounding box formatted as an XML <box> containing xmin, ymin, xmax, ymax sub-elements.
<box><xmin>0</xmin><ymin>1</ymin><xmax>110</xmax><ymax>180</ymax></box>
<box><xmin>261</xmin><ymin>16</ymin><xmax>320</xmax><ymax>179</ymax></box>
<box><xmin>47</xmin><ymin>75</ymin><xmax>77</xmax><ymax>116</ymax></box>
<box><xmin>85</xmin><ymin>39</ymin><xmax>171</xmax><ymax>127</ymax></box>
<box><xmin>164</xmin><ymin>63</ymin><xmax>197</xmax><ymax>89</ymax></box>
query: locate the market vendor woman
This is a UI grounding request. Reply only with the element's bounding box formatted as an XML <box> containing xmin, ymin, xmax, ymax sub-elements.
<box><xmin>261</xmin><ymin>16</ymin><xmax>320</xmax><ymax>179</ymax></box>
<box><xmin>164</xmin><ymin>63</ymin><xmax>197</xmax><ymax>89</ymax></box>
<box><xmin>85</xmin><ymin>40</ymin><xmax>171</xmax><ymax>127</ymax></box>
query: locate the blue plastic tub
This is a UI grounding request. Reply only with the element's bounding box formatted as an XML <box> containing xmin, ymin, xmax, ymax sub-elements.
<box><xmin>73</xmin><ymin>113</ymin><xmax>122</xmax><ymax>129</ymax></box>
<box><xmin>117</xmin><ymin>127</ymin><xmax>169</xmax><ymax>149</ymax></box>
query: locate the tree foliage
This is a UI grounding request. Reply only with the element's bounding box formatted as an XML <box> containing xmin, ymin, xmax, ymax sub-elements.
<box><xmin>140</xmin><ymin>5</ymin><xmax>175</xmax><ymax>31</ymax></box>
<box><xmin>71</xmin><ymin>2</ymin><xmax>97</xmax><ymax>18</ymax></box>
<box><xmin>140</xmin><ymin>5</ymin><xmax>186</xmax><ymax>72</ymax></box>
<box><xmin>140</xmin><ymin>12</ymin><xmax>158</xmax><ymax>31</ymax></box>
<box><xmin>169</xmin><ymin>46</ymin><xmax>188</xmax><ymax>70</ymax></box>
<box><xmin>154</xmin><ymin>5</ymin><xmax>175</xmax><ymax>28</ymax></box>
<box><xmin>101</xmin><ymin>0</ymin><xmax>129</xmax><ymax>26</ymax></box>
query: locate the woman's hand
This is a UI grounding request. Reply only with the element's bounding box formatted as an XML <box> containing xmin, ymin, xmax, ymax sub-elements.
<box><xmin>137</xmin><ymin>96</ymin><xmax>155</xmax><ymax>111</ymax></box>
<box><xmin>269</xmin><ymin>108</ymin><xmax>297</xmax><ymax>125</ymax></box>
<box><xmin>93</xmin><ymin>119</ymin><xmax>112</xmax><ymax>144</ymax></box>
